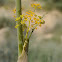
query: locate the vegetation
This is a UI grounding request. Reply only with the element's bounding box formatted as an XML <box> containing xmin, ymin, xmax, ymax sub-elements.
<box><xmin>0</xmin><ymin>0</ymin><xmax>62</xmax><ymax>62</ymax></box>
<box><xmin>14</xmin><ymin>0</ymin><xmax>45</xmax><ymax>62</ymax></box>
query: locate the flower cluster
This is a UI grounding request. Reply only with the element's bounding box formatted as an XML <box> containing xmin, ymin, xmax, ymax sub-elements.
<box><xmin>15</xmin><ymin>10</ymin><xmax>45</xmax><ymax>31</ymax></box>
<box><xmin>13</xmin><ymin>3</ymin><xmax>45</xmax><ymax>36</ymax></box>
<box><xmin>31</xmin><ymin>3</ymin><xmax>42</xmax><ymax>9</ymax></box>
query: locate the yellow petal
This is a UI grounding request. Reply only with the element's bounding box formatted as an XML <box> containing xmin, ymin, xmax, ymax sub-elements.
<box><xmin>35</xmin><ymin>27</ymin><xmax>37</xmax><ymax>29</ymax></box>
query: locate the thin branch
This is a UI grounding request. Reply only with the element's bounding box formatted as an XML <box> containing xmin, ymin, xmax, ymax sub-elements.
<box><xmin>28</xmin><ymin>28</ymin><xmax>35</xmax><ymax>40</ymax></box>
<box><xmin>16</xmin><ymin>0</ymin><xmax>23</xmax><ymax>56</ymax></box>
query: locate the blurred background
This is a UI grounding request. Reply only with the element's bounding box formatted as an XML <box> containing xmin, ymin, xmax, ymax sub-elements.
<box><xmin>0</xmin><ymin>0</ymin><xmax>62</xmax><ymax>62</ymax></box>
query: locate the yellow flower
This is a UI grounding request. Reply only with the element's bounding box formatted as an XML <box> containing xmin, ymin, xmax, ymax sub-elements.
<box><xmin>26</xmin><ymin>12</ymin><xmax>30</xmax><ymax>14</ymax></box>
<box><xmin>14</xmin><ymin>15</ymin><xmax>16</xmax><ymax>18</ymax></box>
<box><xmin>28</xmin><ymin>15</ymin><xmax>31</xmax><ymax>17</ymax></box>
<box><xmin>29</xmin><ymin>11</ymin><xmax>32</xmax><ymax>13</ymax></box>
<box><xmin>15</xmin><ymin>17</ymin><xmax>20</xmax><ymax>21</ymax></box>
<box><xmin>37</xmin><ymin>22</ymin><xmax>40</xmax><ymax>24</ymax></box>
<box><xmin>31</xmin><ymin>20</ymin><xmax>33</xmax><ymax>23</ymax></box>
<box><xmin>31</xmin><ymin>11</ymin><xmax>34</xmax><ymax>14</ymax></box>
<box><xmin>14</xmin><ymin>3</ymin><xmax>45</xmax><ymax>31</ymax></box>
<box><xmin>35</xmin><ymin>21</ymin><xmax>38</xmax><ymax>24</ymax></box>
<box><xmin>25</xmin><ymin>15</ymin><xmax>28</xmax><ymax>17</ymax></box>
<box><xmin>35</xmin><ymin>4</ymin><xmax>38</xmax><ymax>6</ymax></box>
<box><xmin>15</xmin><ymin>24</ymin><xmax>19</xmax><ymax>28</ymax></box>
<box><xmin>24</xmin><ymin>19</ymin><xmax>28</xmax><ymax>21</ymax></box>
<box><xmin>31</xmin><ymin>25</ymin><xmax>33</xmax><ymax>27</ymax></box>
<box><xmin>39</xmin><ymin>24</ymin><xmax>41</xmax><ymax>27</ymax></box>
<box><xmin>21</xmin><ymin>21</ymin><xmax>25</xmax><ymax>24</ymax></box>
<box><xmin>40</xmin><ymin>20</ymin><xmax>42</xmax><ymax>22</ymax></box>
<box><xmin>24</xmin><ymin>15</ymin><xmax>27</xmax><ymax>19</ymax></box>
<box><xmin>30</xmin><ymin>14</ymin><xmax>33</xmax><ymax>17</ymax></box>
<box><xmin>31</xmin><ymin>4</ymin><xmax>34</xmax><ymax>7</ymax></box>
<box><xmin>37</xmin><ymin>4</ymin><xmax>40</xmax><ymax>6</ymax></box>
<box><xmin>20</xmin><ymin>15</ymin><xmax>23</xmax><ymax>18</ymax></box>
<box><xmin>34</xmin><ymin>7</ymin><xmax>36</xmax><ymax>9</ymax></box>
<box><xmin>31</xmin><ymin>3</ymin><xmax>42</xmax><ymax>9</ymax></box>
<box><xmin>26</xmin><ymin>12</ymin><xmax>28</xmax><ymax>14</ymax></box>
<box><xmin>35</xmin><ymin>27</ymin><xmax>37</xmax><ymax>29</ymax></box>
<box><xmin>34</xmin><ymin>18</ymin><xmax>36</xmax><ymax>20</ymax></box>
<box><xmin>30</xmin><ymin>17</ymin><xmax>31</xmax><ymax>20</ymax></box>
<box><xmin>37</xmin><ymin>18</ymin><xmax>39</xmax><ymax>21</ymax></box>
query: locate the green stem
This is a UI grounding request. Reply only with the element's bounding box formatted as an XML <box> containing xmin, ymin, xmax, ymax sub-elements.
<box><xmin>16</xmin><ymin>0</ymin><xmax>23</xmax><ymax>56</ymax></box>
<box><xmin>17</xmin><ymin>39</ymin><xmax>29</xmax><ymax>62</ymax></box>
<box><xmin>23</xmin><ymin>39</ymin><xmax>29</xmax><ymax>54</ymax></box>
<box><xmin>25</xmin><ymin>31</ymin><xmax>28</xmax><ymax>40</ymax></box>
<box><xmin>29</xmin><ymin>29</ymin><xmax>34</xmax><ymax>39</ymax></box>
